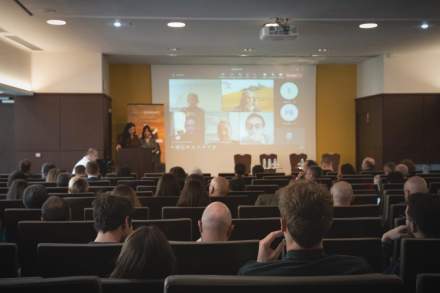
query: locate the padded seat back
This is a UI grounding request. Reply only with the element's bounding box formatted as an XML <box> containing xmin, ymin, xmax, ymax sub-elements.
<box><xmin>210</xmin><ymin>196</ymin><xmax>254</xmax><ymax>217</ymax></box>
<box><xmin>238</xmin><ymin>205</ymin><xmax>280</xmax><ymax>218</ymax></box>
<box><xmin>245</xmin><ymin>184</ymin><xmax>279</xmax><ymax>193</ymax></box>
<box><xmin>0</xmin><ymin>243</ymin><xmax>18</xmax><ymax>277</ymax></box>
<box><xmin>101</xmin><ymin>278</ymin><xmax>163</xmax><ymax>293</ymax></box>
<box><xmin>333</xmin><ymin>205</ymin><xmax>380</xmax><ymax>218</ymax></box>
<box><xmin>352</xmin><ymin>195</ymin><xmax>379</xmax><ymax>205</ymax></box>
<box><xmin>138</xmin><ymin>196</ymin><xmax>179</xmax><ymax>219</ymax></box>
<box><xmin>326</xmin><ymin>217</ymin><xmax>384</xmax><ymax>238</ymax></box>
<box><xmin>0</xmin><ymin>276</ymin><xmax>101</xmax><ymax>293</ymax></box>
<box><xmin>230</xmin><ymin>218</ymin><xmax>280</xmax><ymax>240</ymax></box>
<box><xmin>64</xmin><ymin>197</ymin><xmax>95</xmax><ymax>220</ymax></box>
<box><xmin>84</xmin><ymin>207</ymin><xmax>150</xmax><ymax>220</ymax></box>
<box><xmin>416</xmin><ymin>273</ymin><xmax>440</xmax><ymax>293</ymax></box>
<box><xmin>4</xmin><ymin>208</ymin><xmax>41</xmax><ymax>242</ymax></box>
<box><xmin>162</xmin><ymin>207</ymin><xmax>204</xmax><ymax>240</ymax></box>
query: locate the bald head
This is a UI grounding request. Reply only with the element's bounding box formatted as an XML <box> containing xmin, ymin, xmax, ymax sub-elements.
<box><xmin>209</xmin><ymin>176</ymin><xmax>230</xmax><ymax>197</ymax></box>
<box><xmin>198</xmin><ymin>202</ymin><xmax>233</xmax><ymax>242</ymax></box>
<box><xmin>330</xmin><ymin>181</ymin><xmax>354</xmax><ymax>207</ymax></box>
<box><xmin>404</xmin><ymin>176</ymin><xmax>428</xmax><ymax>200</ymax></box>
<box><xmin>395</xmin><ymin>164</ymin><xmax>409</xmax><ymax>178</ymax></box>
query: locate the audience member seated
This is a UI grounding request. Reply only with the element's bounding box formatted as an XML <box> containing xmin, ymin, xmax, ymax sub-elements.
<box><xmin>295</xmin><ymin>160</ymin><xmax>318</xmax><ymax>180</ymax></box>
<box><xmin>93</xmin><ymin>194</ymin><xmax>134</xmax><ymax>243</ymax></box>
<box><xmin>229</xmin><ymin>163</ymin><xmax>247</xmax><ymax>191</ymax></box>
<box><xmin>22</xmin><ymin>184</ymin><xmax>49</xmax><ymax>209</ymax></box>
<box><xmin>169</xmin><ymin>166</ymin><xmax>187</xmax><ymax>191</ymax></box>
<box><xmin>18</xmin><ymin>159</ymin><xmax>32</xmax><ymax>177</ymax></box>
<box><xmin>41</xmin><ymin>196</ymin><xmax>70</xmax><ymax>221</ymax></box>
<box><xmin>400</xmin><ymin>159</ymin><xmax>416</xmax><ymax>175</ymax></box>
<box><xmin>68</xmin><ymin>176</ymin><xmax>89</xmax><ymax>194</ymax></box>
<box><xmin>395</xmin><ymin>164</ymin><xmax>409</xmax><ymax>179</ymax></box>
<box><xmin>6</xmin><ymin>179</ymin><xmax>27</xmax><ymax>200</ymax></box>
<box><xmin>330</xmin><ymin>181</ymin><xmax>353</xmax><ymax>207</ymax></box>
<box><xmin>304</xmin><ymin>166</ymin><xmax>322</xmax><ymax>182</ymax></box>
<box><xmin>403</xmin><ymin>176</ymin><xmax>428</xmax><ymax>201</ymax></box>
<box><xmin>154</xmin><ymin>174</ymin><xmax>180</xmax><ymax>197</ymax></box>
<box><xmin>41</xmin><ymin>162</ymin><xmax>56</xmax><ymax>180</ymax></box>
<box><xmin>110</xmin><ymin>226</ymin><xmax>176</xmax><ymax>279</ymax></box>
<box><xmin>86</xmin><ymin>161</ymin><xmax>101</xmax><ymax>180</ymax></box>
<box><xmin>321</xmin><ymin>156</ymin><xmax>335</xmax><ymax>173</ymax></box>
<box><xmin>72</xmin><ymin>148</ymin><xmax>98</xmax><ymax>174</ymax></box>
<box><xmin>209</xmin><ymin>176</ymin><xmax>230</xmax><ymax>197</ymax></box>
<box><xmin>191</xmin><ymin>168</ymin><xmax>203</xmax><ymax>175</ymax></box>
<box><xmin>7</xmin><ymin>170</ymin><xmax>27</xmax><ymax>187</ymax></box>
<box><xmin>177</xmin><ymin>176</ymin><xmax>209</xmax><ymax>207</ymax></box>
<box><xmin>381</xmin><ymin>193</ymin><xmax>440</xmax><ymax>274</ymax></box>
<box><xmin>46</xmin><ymin>168</ymin><xmax>60</xmax><ymax>183</ymax></box>
<box><xmin>198</xmin><ymin>202</ymin><xmax>234</xmax><ymax>242</ymax></box>
<box><xmin>251</xmin><ymin>164</ymin><xmax>264</xmax><ymax>176</ymax></box>
<box><xmin>239</xmin><ymin>181</ymin><xmax>371</xmax><ymax>276</ymax></box>
<box><xmin>74</xmin><ymin>165</ymin><xmax>87</xmax><ymax>177</ymax></box>
<box><xmin>383</xmin><ymin>162</ymin><xmax>396</xmax><ymax>176</ymax></box>
<box><xmin>112</xmin><ymin>184</ymin><xmax>141</xmax><ymax>207</ymax></box>
<box><xmin>339</xmin><ymin>163</ymin><xmax>356</xmax><ymax>176</ymax></box>
<box><xmin>56</xmin><ymin>172</ymin><xmax>71</xmax><ymax>187</ymax></box>
<box><xmin>361</xmin><ymin>157</ymin><xmax>376</xmax><ymax>172</ymax></box>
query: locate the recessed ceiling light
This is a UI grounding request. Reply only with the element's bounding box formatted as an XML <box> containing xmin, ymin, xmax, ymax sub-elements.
<box><xmin>264</xmin><ymin>22</ymin><xmax>279</xmax><ymax>27</ymax></box>
<box><xmin>167</xmin><ymin>22</ymin><xmax>186</xmax><ymax>28</ymax></box>
<box><xmin>169</xmin><ymin>48</ymin><xmax>179</xmax><ymax>52</ymax></box>
<box><xmin>420</xmin><ymin>22</ymin><xmax>430</xmax><ymax>30</ymax></box>
<box><xmin>318</xmin><ymin>48</ymin><xmax>327</xmax><ymax>52</ymax></box>
<box><xmin>113</xmin><ymin>20</ymin><xmax>122</xmax><ymax>28</ymax></box>
<box><xmin>312</xmin><ymin>54</ymin><xmax>320</xmax><ymax>57</ymax></box>
<box><xmin>359</xmin><ymin>23</ymin><xmax>378</xmax><ymax>29</ymax></box>
<box><xmin>242</xmin><ymin>48</ymin><xmax>254</xmax><ymax>52</ymax></box>
<box><xmin>239</xmin><ymin>54</ymin><xmax>248</xmax><ymax>57</ymax></box>
<box><xmin>168</xmin><ymin>53</ymin><xmax>177</xmax><ymax>57</ymax></box>
<box><xmin>46</xmin><ymin>19</ymin><xmax>66</xmax><ymax>26</ymax></box>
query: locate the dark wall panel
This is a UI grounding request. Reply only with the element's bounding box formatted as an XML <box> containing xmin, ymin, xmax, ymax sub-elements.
<box><xmin>422</xmin><ymin>95</ymin><xmax>440</xmax><ymax>162</ymax></box>
<box><xmin>0</xmin><ymin>103</ymin><xmax>15</xmax><ymax>173</ymax></box>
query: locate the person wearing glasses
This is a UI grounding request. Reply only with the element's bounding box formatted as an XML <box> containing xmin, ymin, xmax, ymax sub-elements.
<box><xmin>241</xmin><ymin>113</ymin><xmax>270</xmax><ymax>144</ymax></box>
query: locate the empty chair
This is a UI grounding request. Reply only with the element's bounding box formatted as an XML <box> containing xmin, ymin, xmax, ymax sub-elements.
<box><xmin>3</xmin><ymin>208</ymin><xmax>41</xmax><ymax>242</ymax></box>
<box><xmin>333</xmin><ymin>205</ymin><xmax>380</xmax><ymax>218</ymax></box>
<box><xmin>38</xmin><ymin>243</ymin><xmax>122</xmax><ymax>277</ymax></box>
<box><xmin>0</xmin><ymin>276</ymin><xmax>101</xmax><ymax>293</ymax></box>
<box><xmin>84</xmin><ymin>207</ymin><xmax>150</xmax><ymax>220</ymax></box>
<box><xmin>326</xmin><ymin>217</ymin><xmax>384</xmax><ymax>238</ymax></box>
<box><xmin>0</xmin><ymin>243</ymin><xmax>18</xmax><ymax>277</ymax></box>
<box><xmin>170</xmin><ymin>240</ymin><xmax>258</xmax><ymax>274</ymax></box>
<box><xmin>138</xmin><ymin>196</ymin><xmax>179</xmax><ymax>219</ymax></box>
<box><xmin>416</xmin><ymin>273</ymin><xmax>440</xmax><ymax>293</ymax></box>
<box><xmin>162</xmin><ymin>207</ymin><xmax>204</xmax><ymax>240</ymax></box>
<box><xmin>400</xmin><ymin>239</ymin><xmax>440</xmax><ymax>291</ymax></box>
<box><xmin>289</xmin><ymin>153</ymin><xmax>307</xmax><ymax>173</ymax></box>
<box><xmin>238</xmin><ymin>206</ymin><xmax>280</xmax><ymax>218</ymax></box>
<box><xmin>101</xmin><ymin>278</ymin><xmax>163</xmax><ymax>293</ymax></box>
<box><xmin>164</xmin><ymin>274</ymin><xmax>403</xmax><ymax>293</ymax></box>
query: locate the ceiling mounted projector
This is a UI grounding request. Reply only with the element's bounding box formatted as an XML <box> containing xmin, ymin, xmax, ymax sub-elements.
<box><xmin>260</xmin><ymin>18</ymin><xmax>298</xmax><ymax>41</ymax></box>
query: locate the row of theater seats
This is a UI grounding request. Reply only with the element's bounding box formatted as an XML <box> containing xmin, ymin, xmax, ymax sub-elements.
<box><xmin>1</xmin><ymin>238</ymin><xmax>439</xmax><ymax>291</ymax></box>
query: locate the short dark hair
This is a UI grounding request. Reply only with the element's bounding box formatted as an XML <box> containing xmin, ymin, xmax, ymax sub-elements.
<box><xmin>155</xmin><ymin>174</ymin><xmax>180</xmax><ymax>197</ymax></box>
<box><xmin>234</xmin><ymin>163</ymin><xmax>246</xmax><ymax>176</ymax></box>
<box><xmin>41</xmin><ymin>163</ymin><xmax>56</xmax><ymax>179</ymax></box>
<box><xmin>41</xmin><ymin>196</ymin><xmax>70</xmax><ymax>221</ymax></box>
<box><xmin>279</xmin><ymin>181</ymin><xmax>333</xmax><ymax>248</ymax></box>
<box><xmin>74</xmin><ymin>165</ymin><xmax>86</xmax><ymax>176</ymax></box>
<box><xmin>110</xmin><ymin>226</ymin><xmax>176</xmax><ymax>279</ymax></box>
<box><xmin>19</xmin><ymin>159</ymin><xmax>32</xmax><ymax>174</ymax></box>
<box><xmin>304</xmin><ymin>160</ymin><xmax>318</xmax><ymax>169</ymax></box>
<box><xmin>6</xmin><ymin>179</ymin><xmax>28</xmax><ymax>200</ymax></box>
<box><xmin>56</xmin><ymin>173</ymin><xmax>71</xmax><ymax>187</ymax></box>
<box><xmin>112</xmin><ymin>184</ymin><xmax>141</xmax><ymax>207</ymax></box>
<box><xmin>401</xmin><ymin>159</ymin><xmax>416</xmax><ymax>174</ymax></box>
<box><xmin>384</xmin><ymin>161</ymin><xmax>396</xmax><ymax>172</ymax></box>
<box><xmin>70</xmin><ymin>177</ymin><xmax>89</xmax><ymax>193</ymax></box>
<box><xmin>23</xmin><ymin>184</ymin><xmax>49</xmax><ymax>209</ymax></box>
<box><xmin>340</xmin><ymin>163</ymin><xmax>356</xmax><ymax>175</ymax></box>
<box><xmin>308</xmin><ymin>166</ymin><xmax>322</xmax><ymax>179</ymax></box>
<box><xmin>252</xmin><ymin>165</ymin><xmax>264</xmax><ymax>176</ymax></box>
<box><xmin>386</xmin><ymin>171</ymin><xmax>405</xmax><ymax>183</ymax></box>
<box><xmin>407</xmin><ymin>193</ymin><xmax>440</xmax><ymax>238</ymax></box>
<box><xmin>169</xmin><ymin>166</ymin><xmax>187</xmax><ymax>191</ymax></box>
<box><xmin>7</xmin><ymin>170</ymin><xmax>27</xmax><ymax>187</ymax></box>
<box><xmin>86</xmin><ymin>161</ymin><xmax>100</xmax><ymax>176</ymax></box>
<box><xmin>92</xmin><ymin>194</ymin><xmax>134</xmax><ymax>233</ymax></box>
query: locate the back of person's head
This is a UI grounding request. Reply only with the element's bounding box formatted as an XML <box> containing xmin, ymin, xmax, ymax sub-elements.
<box><xmin>401</xmin><ymin>159</ymin><xmax>416</xmax><ymax>175</ymax></box>
<box><xmin>198</xmin><ymin>202</ymin><xmax>233</xmax><ymax>242</ymax></box>
<box><xmin>155</xmin><ymin>174</ymin><xmax>180</xmax><ymax>197</ymax></box>
<box><xmin>404</xmin><ymin>176</ymin><xmax>428</xmax><ymax>199</ymax></box>
<box><xmin>383</xmin><ymin>161</ymin><xmax>396</xmax><ymax>175</ymax></box>
<box><xmin>22</xmin><ymin>184</ymin><xmax>49</xmax><ymax>209</ymax></box>
<box><xmin>209</xmin><ymin>176</ymin><xmax>230</xmax><ymax>197</ymax></box>
<box><xmin>19</xmin><ymin>159</ymin><xmax>32</xmax><ymax>174</ymax></box>
<box><xmin>279</xmin><ymin>181</ymin><xmax>333</xmax><ymax>248</ymax></box>
<box><xmin>191</xmin><ymin>168</ymin><xmax>203</xmax><ymax>175</ymax></box>
<box><xmin>386</xmin><ymin>171</ymin><xmax>405</xmax><ymax>183</ymax></box>
<box><xmin>186</xmin><ymin>173</ymin><xmax>206</xmax><ymax>189</ymax></box>
<box><xmin>361</xmin><ymin>157</ymin><xmax>376</xmax><ymax>171</ymax></box>
<box><xmin>169</xmin><ymin>166</ymin><xmax>187</xmax><ymax>190</ymax></box>
<box><xmin>86</xmin><ymin>161</ymin><xmax>100</xmax><ymax>177</ymax></box>
<box><xmin>305</xmin><ymin>166</ymin><xmax>322</xmax><ymax>181</ymax></box>
<box><xmin>340</xmin><ymin>163</ymin><xmax>356</xmax><ymax>175</ymax></box>
<box><xmin>251</xmin><ymin>164</ymin><xmax>264</xmax><ymax>176</ymax></box>
<box><xmin>395</xmin><ymin>163</ymin><xmax>409</xmax><ymax>178</ymax></box>
<box><xmin>330</xmin><ymin>181</ymin><xmax>354</xmax><ymax>207</ymax></box>
<box><xmin>46</xmin><ymin>168</ymin><xmax>60</xmax><ymax>183</ymax></box>
<box><xmin>41</xmin><ymin>196</ymin><xmax>70</xmax><ymax>221</ymax></box>
<box><xmin>41</xmin><ymin>163</ymin><xmax>56</xmax><ymax>179</ymax></box>
<box><xmin>7</xmin><ymin>170</ymin><xmax>27</xmax><ymax>187</ymax></box>
<box><xmin>177</xmin><ymin>178</ymin><xmax>209</xmax><ymax>207</ymax></box>
<box><xmin>86</xmin><ymin>148</ymin><xmax>98</xmax><ymax>160</ymax></box>
<box><xmin>112</xmin><ymin>184</ymin><xmax>141</xmax><ymax>207</ymax></box>
<box><xmin>74</xmin><ymin>165</ymin><xmax>86</xmax><ymax>177</ymax></box>
<box><xmin>406</xmin><ymin>193</ymin><xmax>440</xmax><ymax>238</ymax></box>
<box><xmin>6</xmin><ymin>179</ymin><xmax>28</xmax><ymax>200</ymax></box>
<box><xmin>110</xmin><ymin>226</ymin><xmax>175</xmax><ymax>279</ymax></box>
<box><xmin>234</xmin><ymin>163</ymin><xmax>246</xmax><ymax>176</ymax></box>
<box><xmin>68</xmin><ymin>176</ymin><xmax>89</xmax><ymax>193</ymax></box>
<box><xmin>56</xmin><ymin>172</ymin><xmax>71</xmax><ymax>187</ymax></box>
<box><xmin>92</xmin><ymin>194</ymin><xmax>134</xmax><ymax>233</ymax></box>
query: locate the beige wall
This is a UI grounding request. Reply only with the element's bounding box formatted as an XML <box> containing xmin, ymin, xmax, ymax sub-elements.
<box><xmin>357</xmin><ymin>55</ymin><xmax>384</xmax><ymax>97</ymax></box>
<box><xmin>0</xmin><ymin>38</ymin><xmax>31</xmax><ymax>90</ymax></box>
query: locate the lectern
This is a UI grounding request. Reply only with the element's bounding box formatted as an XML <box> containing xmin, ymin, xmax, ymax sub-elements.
<box><xmin>116</xmin><ymin>147</ymin><xmax>153</xmax><ymax>178</ymax></box>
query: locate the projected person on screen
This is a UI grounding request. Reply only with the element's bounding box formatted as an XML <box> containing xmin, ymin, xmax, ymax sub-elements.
<box><xmin>233</xmin><ymin>89</ymin><xmax>260</xmax><ymax>112</ymax></box>
<box><xmin>116</xmin><ymin>122</ymin><xmax>141</xmax><ymax>151</ymax></box>
<box><xmin>178</xmin><ymin>113</ymin><xmax>204</xmax><ymax>144</ymax></box>
<box><xmin>241</xmin><ymin>113</ymin><xmax>270</xmax><ymax>144</ymax></box>
<box><xmin>217</xmin><ymin>120</ymin><xmax>236</xmax><ymax>143</ymax></box>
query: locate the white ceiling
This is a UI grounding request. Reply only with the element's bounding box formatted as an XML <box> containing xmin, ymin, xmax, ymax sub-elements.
<box><xmin>0</xmin><ymin>0</ymin><xmax>440</xmax><ymax>64</ymax></box>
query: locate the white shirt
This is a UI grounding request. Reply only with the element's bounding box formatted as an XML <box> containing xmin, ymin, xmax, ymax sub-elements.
<box><xmin>72</xmin><ymin>156</ymin><xmax>90</xmax><ymax>174</ymax></box>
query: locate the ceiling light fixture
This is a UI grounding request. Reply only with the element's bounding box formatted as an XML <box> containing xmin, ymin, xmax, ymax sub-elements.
<box><xmin>420</xmin><ymin>22</ymin><xmax>430</xmax><ymax>30</ymax></box>
<box><xmin>46</xmin><ymin>19</ymin><xmax>66</xmax><ymax>26</ymax></box>
<box><xmin>240</xmin><ymin>54</ymin><xmax>248</xmax><ymax>57</ymax></box>
<box><xmin>169</xmin><ymin>48</ymin><xmax>179</xmax><ymax>52</ymax></box>
<box><xmin>242</xmin><ymin>48</ymin><xmax>254</xmax><ymax>52</ymax></box>
<box><xmin>359</xmin><ymin>23</ymin><xmax>378</xmax><ymax>29</ymax></box>
<box><xmin>312</xmin><ymin>54</ymin><xmax>320</xmax><ymax>57</ymax></box>
<box><xmin>168</xmin><ymin>53</ymin><xmax>177</xmax><ymax>57</ymax></box>
<box><xmin>167</xmin><ymin>21</ymin><xmax>186</xmax><ymax>28</ymax></box>
<box><xmin>318</xmin><ymin>48</ymin><xmax>327</xmax><ymax>52</ymax></box>
<box><xmin>113</xmin><ymin>20</ymin><xmax>122</xmax><ymax>28</ymax></box>
<box><xmin>264</xmin><ymin>22</ymin><xmax>279</xmax><ymax>27</ymax></box>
